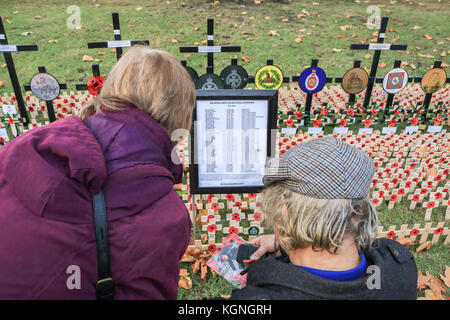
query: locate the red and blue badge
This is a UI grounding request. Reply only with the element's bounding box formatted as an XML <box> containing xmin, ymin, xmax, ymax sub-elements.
<box><xmin>299</xmin><ymin>67</ymin><xmax>327</xmax><ymax>94</ymax></box>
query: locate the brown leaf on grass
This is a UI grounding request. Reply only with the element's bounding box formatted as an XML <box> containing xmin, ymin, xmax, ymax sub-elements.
<box><xmin>337</xmin><ymin>35</ymin><xmax>345</xmax><ymax>39</ymax></box>
<box><xmin>173</xmin><ymin>184</ymin><xmax>182</xmax><ymax>191</ymax></box>
<box><xmin>110</xmin><ymin>49</ymin><xmax>116</xmax><ymax>53</ymax></box>
<box><xmin>219</xmin><ymin>294</ymin><xmax>231</xmax><ymax>299</ymax></box>
<box><xmin>179</xmin><ymin>269</ymin><xmax>189</xmax><ymax>278</ymax></box>
<box><xmin>201</xmin><ymin>233</ymin><xmax>208</xmax><ymax>244</ymax></box>
<box><xmin>294</xmin><ymin>35</ymin><xmax>303</xmax><ymax>43</ymax></box>
<box><xmin>441</xmin><ymin>51</ymin><xmax>447</xmax><ymax>57</ymax></box>
<box><xmin>168</xmin><ymin>39</ymin><xmax>179</xmax><ymax>43</ymax></box>
<box><xmin>378</xmin><ymin>62</ymin><xmax>387</xmax><ymax>68</ymax></box>
<box><xmin>395</xmin><ymin>237</ymin><xmax>415</xmax><ymax>248</ymax></box>
<box><xmin>181</xmin><ymin>253</ymin><xmax>196</xmax><ymax>263</ymax></box>
<box><xmin>178</xmin><ymin>277</ymin><xmax>192</xmax><ymax>290</ymax></box>
<box><xmin>417</xmin><ymin>270</ymin><xmax>428</xmax><ymax>290</ymax></box>
<box><xmin>97</xmin><ymin>51</ymin><xmax>105</xmax><ymax>55</ymax></box>
<box><xmin>332</xmin><ymin>48</ymin><xmax>342</xmax><ymax>53</ymax></box>
<box><xmin>189</xmin><ymin>248</ymin><xmax>201</xmax><ymax>256</ymax></box>
<box><xmin>424</xmin><ymin>289</ymin><xmax>445</xmax><ymax>300</ymax></box>
<box><xmin>423</xmin><ymin>34</ymin><xmax>433</xmax><ymax>40</ymax></box>
<box><xmin>0</xmin><ymin>81</ymin><xmax>5</xmax><ymax>88</ymax></box>
<box><xmin>440</xmin><ymin>266</ymin><xmax>450</xmax><ymax>288</ymax></box>
<box><xmin>364</xmin><ymin>54</ymin><xmax>372</xmax><ymax>59</ymax></box>
<box><xmin>442</xmin><ymin>62</ymin><xmax>449</xmax><ymax>67</ymax></box>
<box><xmin>210</xmin><ymin>268</ymin><xmax>217</xmax><ymax>277</ymax></box>
<box><xmin>268</xmin><ymin>30</ymin><xmax>279</xmax><ymax>36</ymax></box>
<box><xmin>199</xmin><ymin>252</ymin><xmax>212</xmax><ymax>260</ymax></box>
<box><xmin>242</xmin><ymin>56</ymin><xmax>251</xmax><ymax>62</ymax></box>
<box><xmin>418</xmin><ymin>53</ymin><xmax>434</xmax><ymax>58</ymax></box>
<box><xmin>426</xmin><ymin>271</ymin><xmax>447</xmax><ymax>293</ymax></box>
<box><xmin>416</xmin><ymin>241</ymin><xmax>432</xmax><ymax>253</ymax></box>
<box><xmin>339</xmin><ymin>25</ymin><xmax>352</xmax><ymax>31</ymax></box>
<box><xmin>192</xmin><ymin>259</ymin><xmax>201</xmax><ymax>274</ymax></box>
<box><xmin>201</xmin><ymin>260</ymin><xmax>208</xmax><ymax>280</ymax></box>
<box><xmin>82</xmin><ymin>55</ymin><xmax>94</xmax><ymax>62</ymax></box>
<box><xmin>400</xmin><ymin>61</ymin><xmax>409</xmax><ymax>69</ymax></box>
<box><xmin>282</xmin><ymin>18</ymin><xmax>289</xmax><ymax>22</ymax></box>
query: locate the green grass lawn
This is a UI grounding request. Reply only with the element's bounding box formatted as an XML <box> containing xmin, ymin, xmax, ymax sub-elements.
<box><xmin>0</xmin><ymin>0</ymin><xmax>448</xmax><ymax>300</ymax></box>
<box><xmin>0</xmin><ymin>0</ymin><xmax>449</xmax><ymax>94</ymax></box>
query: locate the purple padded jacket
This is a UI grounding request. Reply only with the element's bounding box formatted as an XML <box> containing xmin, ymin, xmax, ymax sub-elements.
<box><xmin>0</xmin><ymin>106</ymin><xmax>191</xmax><ymax>299</ymax></box>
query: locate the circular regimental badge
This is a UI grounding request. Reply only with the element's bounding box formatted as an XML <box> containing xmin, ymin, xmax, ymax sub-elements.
<box><xmin>30</xmin><ymin>73</ymin><xmax>60</xmax><ymax>101</ymax></box>
<box><xmin>341</xmin><ymin>67</ymin><xmax>369</xmax><ymax>94</ymax></box>
<box><xmin>184</xmin><ymin>66</ymin><xmax>199</xmax><ymax>85</ymax></box>
<box><xmin>298</xmin><ymin>67</ymin><xmax>327</xmax><ymax>94</ymax></box>
<box><xmin>421</xmin><ymin>68</ymin><xmax>447</xmax><ymax>94</ymax></box>
<box><xmin>248</xmin><ymin>226</ymin><xmax>260</xmax><ymax>236</ymax></box>
<box><xmin>196</xmin><ymin>73</ymin><xmax>225</xmax><ymax>90</ymax></box>
<box><xmin>220</xmin><ymin>65</ymin><xmax>249</xmax><ymax>89</ymax></box>
<box><xmin>382</xmin><ymin>68</ymin><xmax>409</xmax><ymax>94</ymax></box>
<box><xmin>255</xmin><ymin>65</ymin><xmax>284</xmax><ymax>90</ymax></box>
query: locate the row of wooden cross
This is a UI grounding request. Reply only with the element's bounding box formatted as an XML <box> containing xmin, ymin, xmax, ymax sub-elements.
<box><xmin>1</xmin><ymin>13</ymin><xmax>449</xmax><ymax>126</ymax></box>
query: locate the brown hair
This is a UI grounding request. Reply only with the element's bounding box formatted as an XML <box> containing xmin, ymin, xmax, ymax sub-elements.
<box><xmin>77</xmin><ymin>46</ymin><xmax>196</xmax><ymax>136</ymax></box>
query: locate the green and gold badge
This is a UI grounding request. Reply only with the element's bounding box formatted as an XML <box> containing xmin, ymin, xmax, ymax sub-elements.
<box><xmin>255</xmin><ymin>65</ymin><xmax>283</xmax><ymax>90</ymax></box>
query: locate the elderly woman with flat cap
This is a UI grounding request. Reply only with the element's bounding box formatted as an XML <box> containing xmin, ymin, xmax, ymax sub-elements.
<box><xmin>227</xmin><ymin>137</ymin><xmax>417</xmax><ymax>300</ymax></box>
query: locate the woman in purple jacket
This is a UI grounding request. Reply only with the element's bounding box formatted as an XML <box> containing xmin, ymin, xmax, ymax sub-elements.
<box><xmin>0</xmin><ymin>46</ymin><xmax>196</xmax><ymax>299</ymax></box>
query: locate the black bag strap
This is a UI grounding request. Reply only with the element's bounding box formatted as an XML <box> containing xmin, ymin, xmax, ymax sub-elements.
<box><xmin>92</xmin><ymin>190</ymin><xmax>115</xmax><ymax>300</ymax></box>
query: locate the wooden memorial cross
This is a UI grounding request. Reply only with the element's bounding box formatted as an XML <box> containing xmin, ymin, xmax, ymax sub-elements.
<box><xmin>0</xmin><ymin>17</ymin><xmax>38</xmax><ymax>125</ymax></box>
<box><xmin>350</xmin><ymin>16</ymin><xmax>407</xmax><ymax>111</ymax></box>
<box><xmin>23</xmin><ymin>66</ymin><xmax>67</xmax><ymax>123</ymax></box>
<box><xmin>75</xmin><ymin>64</ymin><xmax>102</xmax><ymax>91</ymax></box>
<box><xmin>379</xmin><ymin>60</ymin><xmax>414</xmax><ymax>123</ymax></box>
<box><xmin>87</xmin><ymin>13</ymin><xmax>149</xmax><ymax>61</ymax></box>
<box><xmin>334</xmin><ymin>59</ymin><xmax>362</xmax><ymax>106</ymax></box>
<box><xmin>179</xmin><ymin>19</ymin><xmax>241</xmax><ymax>75</ymax></box>
<box><xmin>413</xmin><ymin>60</ymin><xmax>444</xmax><ymax>124</ymax></box>
<box><xmin>292</xmin><ymin>59</ymin><xmax>333</xmax><ymax>126</ymax></box>
<box><xmin>248</xmin><ymin>59</ymin><xmax>290</xmax><ymax>85</ymax></box>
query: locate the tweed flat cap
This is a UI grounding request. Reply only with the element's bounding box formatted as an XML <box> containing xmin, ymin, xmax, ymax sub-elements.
<box><xmin>263</xmin><ymin>137</ymin><xmax>376</xmax><ymax>199</ymax></box>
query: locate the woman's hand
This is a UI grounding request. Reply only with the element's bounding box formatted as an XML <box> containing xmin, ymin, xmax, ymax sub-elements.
<box><xmin>248</xmin><ymin>234</ymin><xmax>280</xmax><ymax>260</ymax></box>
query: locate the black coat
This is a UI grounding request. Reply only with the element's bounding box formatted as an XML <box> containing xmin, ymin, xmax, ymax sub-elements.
<box><xmin>228</xmin><ymin>238</ymin><xmax>417</xmax><ymax>300</ymax></box>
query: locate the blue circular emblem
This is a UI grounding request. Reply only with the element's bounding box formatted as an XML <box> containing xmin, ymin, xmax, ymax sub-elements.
<box><xmin>298</xmin><ymin>67</ymin><xmax>327</xmax><ymax>94</ymax></box>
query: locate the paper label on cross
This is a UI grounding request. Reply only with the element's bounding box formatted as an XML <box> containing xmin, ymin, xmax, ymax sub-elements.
<box><xmin>382</xmin><ymin>127</ymin><xmax>397</xmax><ymax>134</ymax></box>
<box><xmin>0</xmin><ymin>34</ymin><xmax>5</xmax><ymax>40</ymax></box>
<box><xmin>368</xmin><ymin>43</ymin><xmax>391</xmax><ymax>50</ymax></box>
<box><xmin>308</xmin><ymin>127</ymin><xmax>323</xmax><ymax>134</ymax></box>
<box><xmin>334</xmin><ymin>127</ymin><xmax>349</xmax><ymax>135</ymax></box>
<box><xmin>358</xmin><ymin>128</ymin><xmax>373</xmax><ymax>135</ymax></box>
<box><xmin>0</xmin><ymin>128</ymin><xmax>8</xmax><ymax>139</ymax></box>
<box><xmin>198</xmin><ymin>46</ymin><xmax>222</xmax><ymax>53</ymax></box>
<box><xmin>405</xmin><ymin>126</ymin><xmax>419</xmax><ymax>133</ymax></box>
<box><xmin>281</xmin><ymin>127</ymin><xmax>297</xmax><ymax>135</ymax></box>
<box><xmin>107</xmin><ymin>40</ymin><xmax>131</xmax><ymax>48</ymax></box>
<box><xmin>427</xmin><ymin>126</ymin><xmax>442</xmax><ymax>133</ymax></box>
<box><xmin>2</xmin><ymin>105</ymin><xmax>17</xmax><ymax>115</ymax></box>
<box><xmin>0</xmin><ymin>44</ymin><xmax>17</xmax><ymax>52</ymax></box>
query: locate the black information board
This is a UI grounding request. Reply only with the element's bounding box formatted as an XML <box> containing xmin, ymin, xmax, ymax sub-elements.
<box><xmin>190</xmin><ymin>90</ymin><xmax>278</xmax><ymax>194</ymax></box>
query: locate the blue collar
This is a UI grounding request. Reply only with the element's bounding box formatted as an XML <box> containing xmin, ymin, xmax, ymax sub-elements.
<box><xmin>292</xmin><ymin>252</ymin><xmax>368</xmax><ymax>282</ymax></box>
